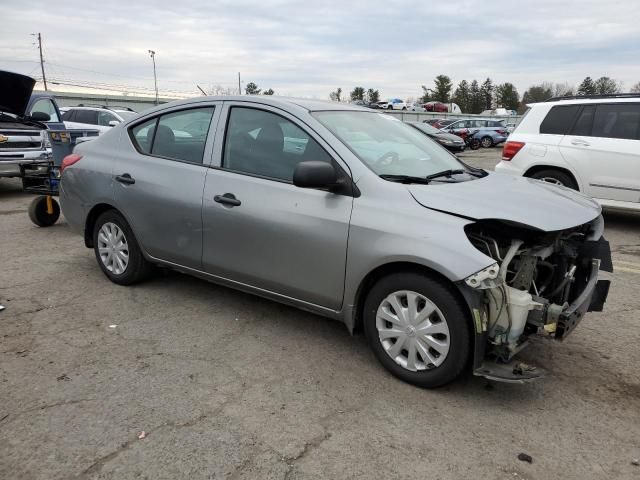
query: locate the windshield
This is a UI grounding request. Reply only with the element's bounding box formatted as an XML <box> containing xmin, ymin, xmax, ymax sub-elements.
<box><xmin>313</xmin><ymin>111</ymin><xmax>465</xmax><ymax>177</ymax></box>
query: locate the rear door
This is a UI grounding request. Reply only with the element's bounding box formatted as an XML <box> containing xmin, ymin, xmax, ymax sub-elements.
<box><xmin>112</xmin><ymin>103</ymin><xmax>221</xmax><ymax>268</ymax></box>
<box><xmin>561</xmin><ymin>103</ymin><xmax>640</xmax><ymax>202</ymax></box>
<box><xmin>201</xmin><ymin>102</ymin><xmax>353</xmax><ymax>310</ymax></box>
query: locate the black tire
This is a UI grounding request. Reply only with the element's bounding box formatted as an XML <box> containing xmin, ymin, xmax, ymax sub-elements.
<box><xmin>387</xmin><ymin>105</ymin><xmax>393</xmax><ymax>110</ymax></box>
<box><xmin>528</xmin><ymin>169</ymin><xmax>578</xmax><ymax>190</ymax></box>
<box><xmin>92</xmin><ymin>209</ymin><xmax>153</xmax><ymax>285</ymax></box>
<box><xmin>480</xmin><ymin>136</ymin><xmax>493</xmax><ymax>148</ymax></box>
<box><xmin>28</xmin><ymin>196</ymin><xmax>60</xmax><ymax>227</ymax></box>
<box><xmin>363</xmin><ymin>272</ymin><xmax>472</xmax><ymax>388</ymax></box>
<box><xmin>469</xmin><ymin>138</ymin><xmax>481</xmax><ymax>150</ymax></box>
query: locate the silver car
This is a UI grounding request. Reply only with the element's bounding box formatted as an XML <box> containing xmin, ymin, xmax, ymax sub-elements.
<box><xmin>59</xmin><ymin>96</ymin><xmax>611</xmax><ymax>387</ymax></box>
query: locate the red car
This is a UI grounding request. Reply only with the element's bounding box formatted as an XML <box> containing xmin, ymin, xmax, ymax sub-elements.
<box><xmin>422</xmin><ymin>101</ymin><xmax>449</xmax><ymax>112</ymax></box>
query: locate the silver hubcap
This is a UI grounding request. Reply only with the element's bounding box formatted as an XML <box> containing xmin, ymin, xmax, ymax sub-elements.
<box><xmin>540</xmin><ymin>177</ymin><xmax>564</xmax><ymax>186</ymax></box>
<box><xmin>376</xmin><ymin>290</ymin><xmax>450</xmax><ymax>371</ymax></box>
<box><xmin>98</xmin><ymin>222</ymin><xmax>129</xmax><ymax>275</ymax></box>
<box><xmin>482</xmin><ymin>137</ymin><xmax>492</xmax><ymax>147</ymax></box>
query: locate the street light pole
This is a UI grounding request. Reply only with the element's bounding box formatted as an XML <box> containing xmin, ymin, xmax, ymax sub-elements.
<box><xmin>148</xmin><ymin>49</ymin><xmax>158</xmax><ymax>105</ymax></box>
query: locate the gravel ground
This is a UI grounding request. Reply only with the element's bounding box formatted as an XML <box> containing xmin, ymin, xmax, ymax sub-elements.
<box><xmin>1</xmin><ymin>150</ymin><xmax>640</xmax><ymax>479</ymax></box>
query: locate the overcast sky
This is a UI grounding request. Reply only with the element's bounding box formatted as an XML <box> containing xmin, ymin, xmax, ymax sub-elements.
<box><xmin>1</xmin><ymin>0</ymin><xmax>639</xmax><ymax>99</ymax></box>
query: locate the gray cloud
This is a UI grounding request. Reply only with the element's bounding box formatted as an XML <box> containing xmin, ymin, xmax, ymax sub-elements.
<box><xmin>1</xmin><ymin>0</ymin><xmax>639</xmax><ymax>99</ymax></box>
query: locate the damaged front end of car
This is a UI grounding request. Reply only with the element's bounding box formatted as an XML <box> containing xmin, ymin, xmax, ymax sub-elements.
<box><xmin>460</xmin><ymin>215</ymin><xmax>612</xmax><ymax>383</ymax></box>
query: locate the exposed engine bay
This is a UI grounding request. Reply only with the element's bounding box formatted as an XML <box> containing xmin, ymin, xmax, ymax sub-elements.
<box><xmin>463</xmin><ymin>215</ymin><xmax>612</xmax><ymax>374</ymax></box>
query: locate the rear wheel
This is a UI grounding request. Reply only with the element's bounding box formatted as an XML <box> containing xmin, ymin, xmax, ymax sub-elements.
<box><xmin>528</xmin><ymin>169</ymin><xmax>578</xmax><ymax>190</ymax></box>
<box><xmin>480</xmin><ymin>136</ymin><xmax>493</xmax><ymax>148</ymax></box>
<box><xmin>28</xmin><ymin>195</ymin><xmax>60</xmax><ymax>227</ymax></box>
<box><xmin>92</xmin><ymin>210</ymin><xmax>153</xmax><ymax>285</ymax></box>
<box><xmin>363</xmin><ymin>272</ymin><xmax>471</xmax><ymax>388</ymax></box>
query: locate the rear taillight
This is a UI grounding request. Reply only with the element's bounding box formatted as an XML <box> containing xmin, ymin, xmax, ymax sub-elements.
<box><xmin>502</xmin><ymin>141</ymin><xmax>525</xmax><ymax>161</ymax></box>
<box><xmin>60</xmin><ymin>154</ymin><xmax>82</xmax><ymax>174</ymax></box>
<box><xmin>496</xmin><ymin>129</ymin><xmax>507</xmax><ymax>135</ymax></box>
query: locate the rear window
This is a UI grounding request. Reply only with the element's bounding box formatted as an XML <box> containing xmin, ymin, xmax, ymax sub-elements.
<box><xmin>539</xmin><ymin>105</ymin><xmax>581</xmax><ymax>135</ymax></box>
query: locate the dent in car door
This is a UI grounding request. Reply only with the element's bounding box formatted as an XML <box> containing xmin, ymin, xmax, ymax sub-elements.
<box><xmin>112</xmin><ymin>104</ymin><xmax>221</xmax><ymax>269</ymax></box>
<box><xmin>201</xmin><ymin>103</ymin><xmax>353</xmax><ymax>310</ymax></box>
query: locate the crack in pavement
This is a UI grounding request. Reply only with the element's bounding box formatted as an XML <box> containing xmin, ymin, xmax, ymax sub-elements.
<box><xmin>0</xmin><ymin>398</ymin><xmax>97</xmax><ymax>430</ymax></box>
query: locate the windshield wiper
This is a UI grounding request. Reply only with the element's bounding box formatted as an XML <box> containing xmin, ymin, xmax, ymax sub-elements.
<box><xmin>424</xmin><ymin>169</ymin><xmax>466</xmax><ymax>182</ymax></box>
<box><xmin>379</xmin><ymin>174</ymin><xmax>432</xmax><ymax>184</ymax></box>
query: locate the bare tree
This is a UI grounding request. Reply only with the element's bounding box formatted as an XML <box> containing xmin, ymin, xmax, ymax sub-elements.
<box><xmin>207</xmin><ymin>84</ymin><xmax>236</xmax><ymax>96</ymax></box>
<box><xmin>631</xmin><ymin>82</ymin><xmax>640</xmax><ymax>93</ymax></box>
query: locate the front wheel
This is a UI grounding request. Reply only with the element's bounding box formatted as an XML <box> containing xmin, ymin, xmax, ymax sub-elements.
<box><xmin>92</xmin><ymin>210</ymin><xmax>153</xmax><ymax>285</ymax></box>
<box><xmin>363</xmin><ymin>273</ymin><xmax>471</xmax><ymax>388</ymax></box>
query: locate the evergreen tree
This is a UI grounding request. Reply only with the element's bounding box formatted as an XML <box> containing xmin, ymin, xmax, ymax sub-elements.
<box><xmin>350</xmin><ymin>87</ymin><xmax>365</xmax><ymax>101</ymax></box>
<box><xmin>452</xmin><ymin>80</ymin><xmax>471</xmax><ymax>113</ymax></box>
<box><xmin>480</xmin><ymin>78</ymin><xmax>494</xmax><ymax>110</ymax></box>
<box><xmin>469</xmin><ymin>80</ymin><xmax>483</xmax><ymax>114</ymax></box>
<box><xmin>495</xmin><ymin>83</ymin><xmax>519</xmax><ymax>111</ymax></box>
<box><xmin>577</xmin><ymin>77</ymin><xmax>596</xmax><ymax>95</ymax></box>
<box><xmin>244</xmin><ymin>82</ymin><xmax>261</xmax><ymax>95</ymax></box>
<box><xmin>429</xmin><ymin>75</ymin><xmax>453</xmax><ymax>103</ymax></box>
<box><xmin>366</xmin><ymin>88</ymin><xmax>380</xmax><ymax>103</ymax></box>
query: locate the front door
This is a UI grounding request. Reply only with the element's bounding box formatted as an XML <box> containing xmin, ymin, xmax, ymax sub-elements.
<box><xmin>112</xmin><ymin>104</ymin><xmax>219</xmax><ymax>269</ymax></box>
<box><xmin>202</xmin><ymin>104</ymin><xmax>353</xmax><ymax>310</ymax></box>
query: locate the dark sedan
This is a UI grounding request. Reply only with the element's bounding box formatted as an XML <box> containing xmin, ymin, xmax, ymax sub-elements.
<box><xmin>407</xmin><ymin>121</ymin><xmax>465</xmax><ymax>151</ymax></box>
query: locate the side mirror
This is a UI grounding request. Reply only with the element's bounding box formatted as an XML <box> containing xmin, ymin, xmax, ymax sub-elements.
<box><xmin>30</xmin><ymin>111</ymin><xmax>50</xmax><ymax>122</ymax></box>
<box><xmin>293</xmin><ymin>161</ymin><xmax>337</xmax><ymax>189</ymax></box>
<box><xmin>108</xmin><ymin>120</ymin><xmax>120</xmax><ymax>127</ymax></box>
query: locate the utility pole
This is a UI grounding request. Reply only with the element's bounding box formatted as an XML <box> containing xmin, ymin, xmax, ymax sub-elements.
<box><xmin>34</xmin><ymin>33</ymin><xmax>48</xmax><ymax>91</ymax></box>
<box><xmin>148</xmin><ymin>50</ymin><xmax>158</xmax><ymax>105</ymax></box>
<box><xmin>238</xmin><ymin>72</ymin><xmax>241</xmax><ymax>95</ymax></box>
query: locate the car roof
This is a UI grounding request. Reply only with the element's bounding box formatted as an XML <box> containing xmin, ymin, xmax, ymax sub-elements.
<box><xmin>153</xmin><ymin>95</ymin><xmax>372</xmax><ymax>113</ymax></box>
<box><xmin>529</xmin><ymin>94</ymin><xmax>640</xmax><ymax>108</ymax></box>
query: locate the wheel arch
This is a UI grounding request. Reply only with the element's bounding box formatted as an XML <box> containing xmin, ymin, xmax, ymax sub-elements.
<box><xmin>84</xmin><ymin>203</ymin><xmax>119</xmax><ymax>248</ymax></box>
<box><xmin>349</xmin><ymin>261</ymin><xmax>472</xmax><ymax>335</ymax></box>
<box><xmin>524</xmin><ymin>164</ymin><xmax>581</xmax><ymax>191</ymax></box>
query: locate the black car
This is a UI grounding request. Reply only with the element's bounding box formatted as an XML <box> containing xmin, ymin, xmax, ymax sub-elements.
<box><xmin>407</xmin><ymin>121</ymin><xmax>465</xmax><ymax>152</ymax></box>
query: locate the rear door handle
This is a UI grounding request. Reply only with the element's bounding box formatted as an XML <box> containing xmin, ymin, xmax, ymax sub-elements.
<box><xmin>115</xmin><ymin>173</ymin><xmax>135</xmax><ymax>185</ymax></box>
<box><xmin>214</xmin><ymin>193</ymin><xmax>241</xmax><ymax>207</ymax></box>
<box><xmin>571</xmin><ymin>138</ymin><xmax>590</xmax><ymax>147</ymax></box>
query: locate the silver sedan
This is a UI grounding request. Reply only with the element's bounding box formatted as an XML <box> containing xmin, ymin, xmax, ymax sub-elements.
<box><xmin>59</xmin><ymin>96</ymin><xmax>611</xmax><ymax>387</ymax></box>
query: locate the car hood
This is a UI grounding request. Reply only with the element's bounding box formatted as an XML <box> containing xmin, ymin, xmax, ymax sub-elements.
<box><xmin>407</xmin><ymin>172</ymin><xmax>601</xmax><ymax>231</ymax></box>
<box><xmin>0</xmin><ymin>70</ymin><xmax>36</xmax><ymax>117</ymax></box>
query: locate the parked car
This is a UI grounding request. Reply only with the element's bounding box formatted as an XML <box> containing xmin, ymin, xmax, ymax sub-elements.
<box><xmin>440</xmin><ymin>119</ymin><xmax>509</xmax><ymax>146</ymax></box>
<box><xmin>60</xmin><ymin>96</ymin><xmax>611</xmax><ymax>388</ymax></box>
<box><xmin>378</xmin><ymin>98</ymin><xmax>407</xmax><ymax>110</ymax></box>
<box><xmin>481</xmin><ymin>108</ymin><xmax>517</xmax><ymax>116</ymax></box>
<box><xmin>471</xmin><ymin>128</ymin><xmax>509</xmax><ymax>148</ymax></box>
<box><xmin>406</xmin><ymin>121</ymin><xmax>465</xmax><ymax>151</ymax></box>
<box><xmin>496</xmin><ymin>94</ymin><xmax>640</xmax><ymax>213</ymax></box>
<box><xmin>408</xmin><ymin>102</ymin><xmax>424</xmax><ymax>112</ymax></box>
<box><xmin>422</xmin><ymin>101</ymin><xmax>449</xmax><ymax>113</ymax></box>
<box><xmin>0</xmin><ymin>70</ymin><xmax>65</xmax><ymax>178</ymax></box>
<box><xmin>62</xmin><ymin>105</ymin><xmax>138</xmax><ymax>134</ymax></box>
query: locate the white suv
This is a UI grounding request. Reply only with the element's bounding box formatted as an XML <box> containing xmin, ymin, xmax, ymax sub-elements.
<box><xmin>496</xmin><ymin>94</ymin><xmax>640</xmax><ymax>213</ymax></box>
<box><xmin>62</xmin><ymin>105</ymin><xmax>138</xmax><ymax>134</ymax></box>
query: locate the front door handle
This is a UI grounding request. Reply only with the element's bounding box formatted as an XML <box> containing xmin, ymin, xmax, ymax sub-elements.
<box><xmin>571</xmin><ymin>138</ymin><xmax>590</xmax><ymax>147</ymax></box>
<box><xmin>214</xmin><ymin>193</ymin><xmax>241</xmax><ymax>207</ymax></box>
<box><xmin>115</xmin><ymin>173</ymin><xmax>135</xmax><ymax>185</ymax></box>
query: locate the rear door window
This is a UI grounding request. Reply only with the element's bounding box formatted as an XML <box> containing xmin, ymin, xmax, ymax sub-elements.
<box><xmin>592</xmin><ymin>104</ymin><xmax>640</xmax><ymax>140</ymax></box>
<box><xmin>130</xmin><ymin>107</ymin><xmax>215</xmax><ymax>163</ymax></box>
<box><xmin>539</xmin><ymin>105</ymin><xmax>581</xmax><ymax>135</ymax></box>
<box><xmin>570</xmin><ymin>105</ymin><xmax>596</xmax><ymax>136</ymax></box>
